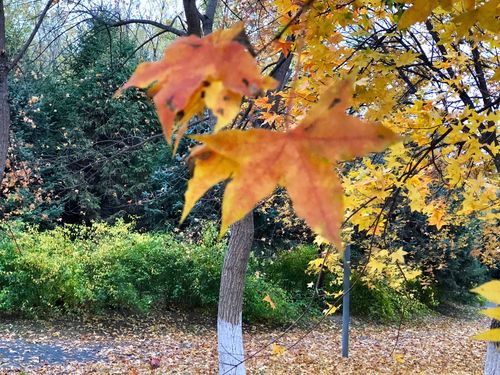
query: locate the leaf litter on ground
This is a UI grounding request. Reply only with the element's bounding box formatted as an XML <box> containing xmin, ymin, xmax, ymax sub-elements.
<box><xmin>0</xmin><ymin>306</ymin><xmax>489</xmax><ymax>374</ymax></box>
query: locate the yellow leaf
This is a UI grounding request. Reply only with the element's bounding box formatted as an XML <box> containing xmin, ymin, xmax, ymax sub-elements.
<box><xmin>464</xmin><ymin>0</ymin><xmax>475</xmax><ymax>11</ymax></box>
<box><xmin>473</xmin><ymin>328</ymin><xmax>500</xmax><ymax>342</ymax></box>
<box><xmin>313</xmin><ymin>234</ymin><xmax>330</xmax><ymax>246</ymax></box>
<box><xmin>204</xmin><ymin>81</ymin><xmax>242</xmax><ymax>131</ymax></box>
<box><xmin>481</xmin><ymin>307</ymin><xmax>500</xmax><ymax>320</ymax></box>
<box><xmin>263</xmin><ymin>294</ymin><xmax>276</xmax><ymax>309</ymax></box>
<box><xmin>398</xmin><ymin>0</ymin><xmax>436</xmax><ymax>29</ymax></box>
<box><xmin>395</xmin><ymin>51</ymin><xmax>419</xmax><ymax>67</ymax></box>
<box><xmin>472</xmin><ymin>280</ymin><xmax>500</xmax><ymax>304</ymax></box>
<box><xmin>323</xmin><ymin>302</ymin><xmax>339</xmax><ymax>316</ymax></box>
<box><xmin>404</xmin><ymin>269</ymin><xmax>422</xmax><ymax>281</ymax></box>
<box><xmin>180</xmin><ymin>147</ymin><xmax>238</xmax><ymax>223</ymax></box>
<box><xmin>271</xmin><ymin>343</ymin><xmax>286</xmax><ymax>355</ymax></box>
<box><xmin>368</xmin><ymin>258</ymin><xmax>385</xmax><ymax>273</ymax></box>
<box><xmin>492</xmin><ymin>67</ymin><xmax>500</xmax><ymax>81</ymax></box>
<box><xmin>428</xmin><ymin>204</ymin><xmax>446</xmax><ymax>230</ymax></box>
<box><xmin>390</xmin><ymin>248</ymin><xmax>408</xmax><ymax>264</ymax></box>
<box><xmin>438</xmin><ymin>0</ymin><xmax>454</xmax><ymax>10</ymax></box>
<box><xmin>393</xmin><ymin>352</ymin><xmax>405</xmax><ymax>363</ymax></box>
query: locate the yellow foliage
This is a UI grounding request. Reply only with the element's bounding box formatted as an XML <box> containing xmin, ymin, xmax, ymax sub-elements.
<box><xmin>472</xmin><ymin>280</ymin><xmax>500</xmax><ymax>343</ymax></box>
<box><xmin>472</xmin><ymin>280</ymin><xmax>500</xmax><ymax>304</ymax></box>
<box><xmin>473</xmin><ymin>329</ymin><xmax>500</xmax><ymax>342</ymax></box>
<box><xmin>271</xmin><ymin>343</ymin><xmax>286</xmax><ymax>355</ymax></box>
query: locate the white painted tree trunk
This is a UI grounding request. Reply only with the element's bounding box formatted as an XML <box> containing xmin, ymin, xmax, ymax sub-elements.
<box><xmin>217</xmin><ymin>213</ymin><xmax>254</xmax><ymax>375</ymax></box>
<box><xmin>484</xmin><ymin>342</ymin><xmax>500</xmax><ymax>375</ymax></box>
<box><xmin>484</xmin><ymin>317</ymin><xmax>500</xmax><ymax>375</ymax></box>
<box><xmin>218</xmin><ymin>315</ymin><xmax>245</xmax><ymax>375</ymax></box>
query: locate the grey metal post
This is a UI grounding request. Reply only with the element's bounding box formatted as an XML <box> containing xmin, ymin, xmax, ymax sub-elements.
<box><xmin>342</xmin><ymin>244</ymin><xmax>351</xmax><ymax>358</ymax></box>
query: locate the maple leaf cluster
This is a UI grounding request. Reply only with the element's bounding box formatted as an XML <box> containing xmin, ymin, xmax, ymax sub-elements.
<box><xmin>182</xmin><ymin>81</ymin><xmax>399</xmax><ymax>248</ymax></box>
<box><xmin>118</xmin><ymin>24</ymin><xmax>399</xmax><ymax>248</ymax></box>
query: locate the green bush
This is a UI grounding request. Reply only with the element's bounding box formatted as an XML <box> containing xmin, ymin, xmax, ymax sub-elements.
<box><xmin>0</xmin><ymin>221</ymin><xmax>302</xmax><ymax>324</ymax></box>
<box><xmin>256</xmin><ymin>244</ymin><xmax>434</xmax><ymax>322</ymax></box>
<box><xmin>350</xmin><ymin>278</ymin><xmax>430</xmax><ymax>322</ymax></box>
<box><xmin>0</xmin><ymin>221</ymin><xmax>437</xmax><ymax>324</ymax></box>
<box><xmin>243</xmin><ymin>275</ymin><xmax>304</xmax><ymax>324</ymax></box>
<box><xmin>263</xmin><ymin>245</ymin><xmax>319</xmax><ymax>294</ymax></box>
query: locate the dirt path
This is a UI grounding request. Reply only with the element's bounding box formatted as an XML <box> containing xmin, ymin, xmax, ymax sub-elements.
<box><xmin>0</xmin><ymin>309</ymin><xmax>489</xmax><ymax>374</ymax></box>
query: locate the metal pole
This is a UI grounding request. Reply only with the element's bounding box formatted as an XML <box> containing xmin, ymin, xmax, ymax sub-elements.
<box><xmin>342</xmin><ymin>244</ymin><xmax>351</xmax><ymax>358</ymax></box>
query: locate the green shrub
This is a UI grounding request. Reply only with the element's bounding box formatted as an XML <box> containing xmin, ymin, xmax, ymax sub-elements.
<box><xmin>263</xmin><ymin>245</ymin><xmax>319</xmax><ymax>294</ymax></box>
<box><xmin>0</xmin><ymin>225</ymin><xmax>92</xmax><ymax>314</ymax></box>
<box><xmin>350</xmin><ymin>278</ymin><xmax>430</xmax><ymax>322</ymax></box>
<box><xmin>0</xmin><ymin>221</ymin><xmax>437</xmax><ymax>324</ymax></box>
<box><xmin>0</xmin><ymin>221</ymin><xmax>305</xmax><ymax>324</ymax></box>
<box><xmin>243</xmin><ymin>275</ymin><xmax>304</xmax><ymax>324</ymax></box>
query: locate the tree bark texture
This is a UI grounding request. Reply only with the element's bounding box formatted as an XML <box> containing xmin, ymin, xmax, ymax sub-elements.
<box><xmin>217</xmin><ymin>213</ymin><xmax>254</xmax><ymax>375</ymax></box>
<box><xmin>0</xmin><ymin>0</ymin><xmax>53</xmax><ymax>180</ymax></box>
<box><xmin>0</xmin><ymin>64</ymin><xmax>9</xmax><ymax>181</ymax></box>
<box><xmin>0</xmin><ymin>1</ymin><xmax>9</xmax><ymax>180</ymax></box>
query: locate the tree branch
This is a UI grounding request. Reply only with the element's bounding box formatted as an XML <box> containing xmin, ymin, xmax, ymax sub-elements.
<box><xmin>183</xmin><ymin>0</ymin><xmax>202</xmax><ymax>36</ymax></box>
<box><xmin>107</xmin><ymin>18</ymin><xmax>185</xmax><ymax>37</ymax></box>
<box><xmin>8</xmin><ymin>0</ymin><xmax>53</xmax><ymax>71</ymax></box>
<box><xmin>202</xmin><ymin>0</ymin><xmax>218</xmax><ymax>36</ymax></box>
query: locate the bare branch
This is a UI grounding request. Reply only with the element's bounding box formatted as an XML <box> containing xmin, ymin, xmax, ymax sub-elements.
<box><xmin>107</xmin><ymin>18</ymin><xmax>185</xmax><ymax>37</ymax></box>
<box><xmin>8</xmin><ymin>0</ymin><xmax>54</xmax><ymax>71</ymax></box>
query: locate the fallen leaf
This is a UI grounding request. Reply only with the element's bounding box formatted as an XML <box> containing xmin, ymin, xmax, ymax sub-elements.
<box><xmin>393</xmin><ymin>352</ymin><xmax>405</xmax><ymax>363</ymax></box>
<box><xmin>271</xmin><ymin>343</ymin><xmax>286</xmax><ymax>355</ymax></box>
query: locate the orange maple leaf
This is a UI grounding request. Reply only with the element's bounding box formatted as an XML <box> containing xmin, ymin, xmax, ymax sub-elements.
<box><xmin>181</xmin><ymin>81</ymin><xmax>399</xmax><ymax>248</ymax></box>
<box><xmin>273</xmin><ymin>40</ymin><xmax>294</xmax><ymax>57</ymax></box>
<box><xmin>263</xmin><ymin>294</ymin><xmax>276</xmax><ymax>309</ymax></box>
<box><xmin>115</xmin><ymin>23</ymin><xmax>277</xmax><ymax>144</ymax></box>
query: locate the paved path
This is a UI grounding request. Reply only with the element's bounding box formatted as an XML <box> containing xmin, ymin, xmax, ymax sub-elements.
<box><xmin>0</xmin><ymin>339</ymin><xmax>105</xmax><ymax>370</ymax></box>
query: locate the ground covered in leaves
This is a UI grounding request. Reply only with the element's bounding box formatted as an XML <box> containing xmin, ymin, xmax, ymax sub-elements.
<box><xmin>0</xmin><ymin>307</ymin><xmax>488</xmax><ymax>374</ymax></box>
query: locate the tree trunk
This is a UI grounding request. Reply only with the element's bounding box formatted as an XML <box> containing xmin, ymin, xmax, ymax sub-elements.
<box><xmin>217</xmin><ymin>213</ymin><xmax>254</xmax><ymax>375</ymax></box>
<box><xmin>484</xmin><ymin>343</ymin><xmax>500</xmax><ymax>375</ymax></box>
<box><xmin>216</xmin><ymin>49</ymin><xmax>292</xmax><ymax>374</ymax></box>
<box><xmin>0</xmin><ymin>0</ymin><xmax>53</xmax><ymax>180</ymax></box>
<box><xmin>484</xmin><ymin>314</ymin><xmax>500</xmax><ymax>374</ymax></box>
<box><xmin>0</xmin><ymin>66</ymin><xmax>8</xmax><ymax>180</ymax></box>
<box><xmin>0</xmin><ymin>1</ymin><xmax>9</xmax><ymax>180</ymax></box>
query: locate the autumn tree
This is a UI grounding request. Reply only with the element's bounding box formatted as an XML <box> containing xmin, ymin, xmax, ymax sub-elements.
<box><xmin>119</xmin><ymin>0</ymin><xmax>498</xmax><ymax>373</ymax></box>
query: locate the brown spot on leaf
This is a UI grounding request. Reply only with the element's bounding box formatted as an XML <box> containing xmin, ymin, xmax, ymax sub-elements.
<box><xmin>175</xmin><ymin>110</ymin><xmax>185</xmax><ymax>121</ymax></box>
<box><xmin>166</xmin><ymin>96</ymin><xmax>175</xmax><ymax>111</ymax></box>
<box><xmin>328</xmin><ymin>98</ymin><xmax>341</xmax><ymax>109</ymax></box>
